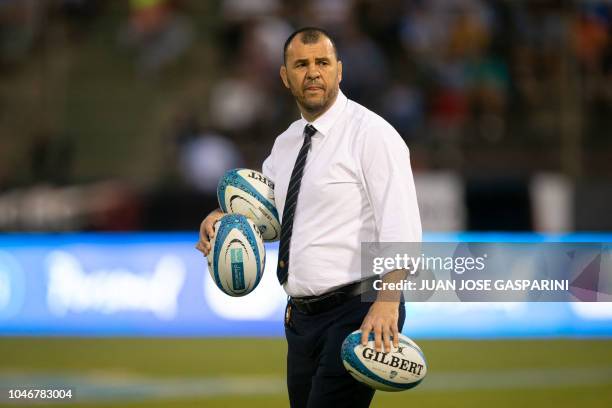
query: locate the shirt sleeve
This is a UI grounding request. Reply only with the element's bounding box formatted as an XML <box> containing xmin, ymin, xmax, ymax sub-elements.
<box><xmin>261</xmin><ymin>150</ymin><xmax>275</xmax><ymax>182</ymax></box>
<box><xmin>358</xmin><ymin>121</ymin><xmax>422</xmax><ymax>243</ymax></box>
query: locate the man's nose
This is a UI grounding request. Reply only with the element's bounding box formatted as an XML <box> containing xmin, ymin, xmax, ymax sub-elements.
<box><xmin>306</xmin><ymin>64</ymin><xmax>320</xmax><ymax>79</ymax></box>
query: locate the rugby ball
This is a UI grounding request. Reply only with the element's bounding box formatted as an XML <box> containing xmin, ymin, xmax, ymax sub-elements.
<box><xmin>217</xmin><ymin>168</ymin><xmax>281</xmax><ymax>242</ymax></box>
<box><xmin>207</xmin><ymin>214</ymin><xmax>265</xmax><ymax>297</ymax></box>
<box><xmin>341</xmin><ymin>330</ymin><xmax>427</xmax><ymax>391</ymax></box>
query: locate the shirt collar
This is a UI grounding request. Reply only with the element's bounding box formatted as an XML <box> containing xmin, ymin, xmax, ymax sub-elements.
<box><xmin>301</xmin><ymin>89</ymin><xmax>347</xmax><ymax>138</ymax></box>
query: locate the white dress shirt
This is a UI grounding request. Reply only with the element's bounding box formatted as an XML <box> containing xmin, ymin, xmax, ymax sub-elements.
<box><xmin>262</xmin><ymin>90</ymin><xmax>422</xmax><ymax>297</ymax></box>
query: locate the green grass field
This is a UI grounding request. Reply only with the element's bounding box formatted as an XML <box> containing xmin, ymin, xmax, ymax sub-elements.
<box><xmin>1</xmin><ymin>338</ymin><xmax>611</xmax><ymax>407</ymax></box>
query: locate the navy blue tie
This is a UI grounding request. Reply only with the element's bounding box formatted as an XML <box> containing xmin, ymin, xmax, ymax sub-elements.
<box><xmin>277</xmin><ymin>124</ymin><xmax>317</xmax><ymax>285</ymax></box>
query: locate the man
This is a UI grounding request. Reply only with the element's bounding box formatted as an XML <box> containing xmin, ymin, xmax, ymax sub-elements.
<box><xmin>196</xmin><ymin>27</ymin><xmax>421</xmax><ymax>408</ymax></box>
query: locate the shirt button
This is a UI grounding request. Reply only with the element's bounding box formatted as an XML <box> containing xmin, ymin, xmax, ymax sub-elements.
<box><xmin>279</xmin><ymin>260</ymin><xmax>285</xmax><ymax>268</ymax></box>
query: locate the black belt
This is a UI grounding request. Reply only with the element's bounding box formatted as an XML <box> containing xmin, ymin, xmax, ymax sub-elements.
<box><xmin>290</xmin><ymin>276</ymin><xmax>377</xmax><ymax>315</ymax></box>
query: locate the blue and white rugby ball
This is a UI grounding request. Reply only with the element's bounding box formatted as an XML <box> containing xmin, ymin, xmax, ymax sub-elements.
<box><xmin>217</xmin><ymin>168</ymin><xmax>280</xmax><ymax>242</ymax></box>
<box><xmin>207</xmin><ymin>214</ymin><xmax>265</xmax><ymax>297</ymax></box>
<box><xmin>341</xmin><ymin>330</ymin><xmax>427</xmax><ymax>391</ymax></box>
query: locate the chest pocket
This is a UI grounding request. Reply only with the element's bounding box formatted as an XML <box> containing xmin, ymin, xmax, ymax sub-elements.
<box><xmin>300</xmin><ymin>155</ymin><xmax>360</xmax><ymax>204</ymax></box>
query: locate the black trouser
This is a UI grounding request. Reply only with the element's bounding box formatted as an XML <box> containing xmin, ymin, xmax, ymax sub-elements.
<box><xmin>285</xmin><ymin>295</ymin><xmax>406</xmax><ymax>408</ymax></box>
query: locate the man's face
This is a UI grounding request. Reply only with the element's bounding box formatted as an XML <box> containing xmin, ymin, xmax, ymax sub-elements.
<box><xmin>280</xmin><ymin>36</ymin><xmax>342</xmax><ymax>118</ymax></box>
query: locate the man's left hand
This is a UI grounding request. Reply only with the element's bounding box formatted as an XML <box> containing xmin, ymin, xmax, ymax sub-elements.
<box><xmin>360</xmin><ymin>300</ymin><xmax>400</xmax><ymax>353</ymax></box>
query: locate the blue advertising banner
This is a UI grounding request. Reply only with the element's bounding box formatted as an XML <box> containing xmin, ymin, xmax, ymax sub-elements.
<box><xmin>0</xmin><ymin>233</ymin><xmax>611</xmax><ymax>337</ymax></box>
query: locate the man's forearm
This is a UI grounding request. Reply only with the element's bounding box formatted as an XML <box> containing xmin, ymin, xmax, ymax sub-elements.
<box><xmin>376</xmin><ymin>269</ymin><xmax>407</xmax><ymax>302</ymax></box>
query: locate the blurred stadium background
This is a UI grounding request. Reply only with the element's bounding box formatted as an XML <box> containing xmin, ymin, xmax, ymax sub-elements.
<box><xmin>0</xmin><ymin>0</ymin><xmax>611</xmax><ymax>407</ymax></box>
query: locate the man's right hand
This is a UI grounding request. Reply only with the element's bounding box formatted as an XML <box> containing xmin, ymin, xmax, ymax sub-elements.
<box><xmin>195</xmin><ymin>208</ymin><xmax>224</xmax><ymax>256</ymax></box>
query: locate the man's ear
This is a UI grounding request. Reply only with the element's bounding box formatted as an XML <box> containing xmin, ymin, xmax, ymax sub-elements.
<box><xmin>337</xmin><ymin>60</ymin><xmax>343</xmax><ymax>83</ymax></box>
<box><xmin>280</xmin><ymin>65</ymin><xmax>290</xmax><ymax>89</ymax></box>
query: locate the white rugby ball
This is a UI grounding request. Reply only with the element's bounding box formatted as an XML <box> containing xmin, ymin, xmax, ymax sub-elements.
<box><xmin>207</xmin><ymin>214</ymin><xmax>266</xmax><ymax>297</ymax></box>
<box><xmin>341</xmin><ymin>330</ymin><xmax>427</xmax><ymax>391</ymax></box>
<box><xmin>217</xmin><ymin>168</ymin><xmax>281</xmax><ymax>242</ymax></box>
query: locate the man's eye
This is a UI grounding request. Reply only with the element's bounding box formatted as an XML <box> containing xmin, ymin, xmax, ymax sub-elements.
<box><xmin>318</xmin><ymin>61</ymin><xmax>328</xmax><ymax>66</ymax></box>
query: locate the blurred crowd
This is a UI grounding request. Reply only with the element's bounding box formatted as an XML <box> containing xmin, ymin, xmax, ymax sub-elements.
<box><xmin>0</xmin><ymin>0</ymin><xmax>611</xmax><ymax>230</ymax></box>
<box><xmin>206</xmin><ymin>0</ymin><xmax>612</xmax><ymax>175</ymax></box>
